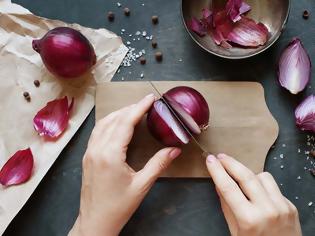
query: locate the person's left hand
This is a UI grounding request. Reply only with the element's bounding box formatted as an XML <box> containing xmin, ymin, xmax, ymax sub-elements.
<box><xmin>69</xmin><ymin>94</ymin><xmax>182</xmax><ymax>236</ymax></box>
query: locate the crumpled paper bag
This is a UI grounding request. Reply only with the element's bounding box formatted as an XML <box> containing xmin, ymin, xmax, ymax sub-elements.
<box><xmin>0</xmin><ymin>1</ymin><xmax>128</xmax><ymax>234</ymax></box>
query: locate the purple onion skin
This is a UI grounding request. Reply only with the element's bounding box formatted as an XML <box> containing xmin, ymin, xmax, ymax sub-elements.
<box><xmin>32</xmin><ymin>27</ymin><xmax>96</xmax><ymax>78</ymax></box>
<box><xmin>147</xmin><ymin>102</ymin><xmax>186</xmax><ymax>146</ymax></box>
<box><xmin>278</xmin><ymin>38</ymin><xmax>311</xmax><ymax>94</ymax></box>
<box><xmin>164</xmin><ymin>86</ymin><xmax>210</xmax><ymax>129</ymax></box>
<box><xmin>295</xmin><ymin>95</ymin><xmax>315</xmax><ymax>133</ymax></box>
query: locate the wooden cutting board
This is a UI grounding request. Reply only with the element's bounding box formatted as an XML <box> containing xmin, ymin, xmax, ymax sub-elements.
<box><xmin>96</xmin><ymin>81</ymin><xmax>279</xmax><ymax>177</ymax></box>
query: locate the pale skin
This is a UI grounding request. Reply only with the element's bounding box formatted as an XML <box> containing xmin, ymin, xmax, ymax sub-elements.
<box><xmin>69</xmin><ymin>95</ymin><xmax>302</xmax><ymax>236</ymax></box>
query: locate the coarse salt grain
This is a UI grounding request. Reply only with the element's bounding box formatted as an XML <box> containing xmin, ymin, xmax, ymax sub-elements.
<box><xmin>135</xmin><ymin>31</ymin><xmax>141</xmax><ymax>36</ymax></box>
<box><xmin>297</xmin><ymin>176</ymin><xmax>301</xmax><ymax>180</ymax></box>
<box><xmin>282</xmin><ymin>144</ymin><xmax>286</xmax><ymax>147</ymax></box>
<box><xmin>295</xmin><ymin>196</ymin><xmax>299</xmax><ymax>200</ymax></box>
<box><xmin>280</xmin><ymin>154</ymin><xmax>284</xmax><ymax>159</ymax></box>
<box><xmin>308</xmin><ymin>202</ymin><xmax>313</xmax><ymax>207</ymax></box>
<box><xmin>140</xmin><ymin>73</ymin><xmax>144</xmax><ymax>78</ymax></box>
<box><xmin>126</xmin><ymin>41</ymin><xmax>131</xmax><ymax>45</ymax></box>
<box><xmin>142</xmin><ymin>31</ymin><xmax>147</xmax><ymax>37</ymax></box>
<box><xmin>280</xmin><ymin>165</ymin><xmax>284</xmax><ymax>169</ymax></box>
<box><xmin>117</xmin><ymin>2</ymin><xmax>122</xmax><ymax>7</ymax></box>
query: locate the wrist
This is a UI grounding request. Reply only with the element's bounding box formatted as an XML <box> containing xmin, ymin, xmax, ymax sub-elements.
<box><xmin>68</xmin><ymin>216</ymin><xmax>120</xmax><ymax>236</ymax></box>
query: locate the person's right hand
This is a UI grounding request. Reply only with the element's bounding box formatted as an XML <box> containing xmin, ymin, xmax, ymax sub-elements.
<box><xmin>206</xmin><ymin>153</ymin><xmax>302</xmax><ymax>236</ymax></box>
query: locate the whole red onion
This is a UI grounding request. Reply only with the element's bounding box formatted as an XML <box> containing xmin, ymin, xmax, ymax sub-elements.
<box><xmin>32</xmin><ymin>27</ymin><xmax>96</xmax><ymax>78</ymax></box>
<box><xmin>147</xmin><ymin>86</ymin><xmax>210</xmax><ymax>146</ymax></box>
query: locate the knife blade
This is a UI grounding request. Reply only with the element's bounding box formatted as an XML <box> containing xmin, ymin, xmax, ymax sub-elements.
<box><xmin>148</xmin><ymin>81</ymin><xmax>210</xmax><ymax>158</ymax></box>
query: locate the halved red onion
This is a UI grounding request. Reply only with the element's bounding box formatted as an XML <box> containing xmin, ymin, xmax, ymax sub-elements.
<box><xmin>33</xmin><ymin>27</ymin><xmax>96</xmax><ymax>78</ymax></box>
<box><xmin>227</xmin><ymin>17</ymin><xmax>269</xmax><ymax>47</ymax></box>
<box><xmin>295</xmin><ymin>95</ymin><xmax>315</xmax><ymax>132</ymax></box>
<box><xmin>226</xmin><ymin>0</ymin><xmax>251</xmax><ymax>22</ymax></box>
<box><xmin>147</xmin><ymin>87</ymin><xmax>210</xmax><ymax>147</ymax></box>
<box><xmin>33</xmin><ymin>96</ymin><xmax>74</xmax><ymax>139</ymax></box>
<box><xmin>278</xmin><ymin>38</ymin><xmax>311</xmax><ymax>94</ymax></box>
<box><xmin>147</xmin><ymin>100</ymin><xmax>190</xmax><ymax>146</ymax></box>
<box><xmin>0</xmin><ymin>148</ymin><xmax>34</xmax><ymax>187</ymax></box>
<box><xmin>163</xmin><ymin>86</ymin><xmax>210</xmax><ymax>134</ymax></box>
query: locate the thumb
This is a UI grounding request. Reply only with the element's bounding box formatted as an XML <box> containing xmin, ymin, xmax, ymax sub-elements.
<box><xmin>135</xmin><ymin>147</ymin><xmax>181</xmax><ymax>189</ymax></box>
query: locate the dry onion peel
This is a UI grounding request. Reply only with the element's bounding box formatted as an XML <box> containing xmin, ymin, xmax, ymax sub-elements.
<box><xmin>188</xmin><ymin>1</ymin><xmax>269</xmax><ymax>48</ymax></box>
<box><xmin>226</xmin><ymin>0</ymin><xmax>251</xmax><ymax>22</ymax></box>
<box><xmin>0</xmin><ymin>148</ymin><xmax>34</xmax><ymax>187</ymax></box>
<box><xmin>33</xmin><ymin>96</ymin><xmax>74</xmax><ymax>139</ymax></box>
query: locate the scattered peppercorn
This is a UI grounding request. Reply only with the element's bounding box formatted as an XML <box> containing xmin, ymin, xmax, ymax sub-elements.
<box><xmin>155</xmin><ymin>51</ymin><xmax>163</xmax><ymax>62</ymax></box>
<box><xmin>124</xmin><ymin>8</ymin><xmax>130</xmax><ymax>16</ymax></box>
<box><xmin>108</xmin><ymin>11</ymin><xmax>115</xmax><ymax>21</ymax></box>
<box><xmin>34</xmin><ymin>80</ymin><xmax>40</xmax><ymax>87</ymax></box>
<box><xmin>152</xmin><ymin>40</ymin><xmax>158</xmax><ymax>48</ymax></box>
<box><xmin>140</xmin><ymin>57</ymin><xmax>146</xmax><ymax>65</ymax></box>
<box><xmin>23</xmin><ymin>92</ymin><xmax>31</xmax><ymax>102</ymax></box>
<box><xmin>152</xmin><ymin>15</ymin><xmax>159</xmax><ymax>24</ymax></box>
<box><xmin>303</xmin><ymin>10</ymin><xmax>309</xmax><ymax>19</ymax></box>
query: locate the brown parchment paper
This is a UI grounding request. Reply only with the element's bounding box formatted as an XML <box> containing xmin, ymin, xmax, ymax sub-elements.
<box><xmin>96</xmin><ymin>81</ymin><xmax>279</xmax><ymax>177</ymax></box>
<box><xmin>0</xmin><ymin>1</ymin><xmax>128</xmax><ymax>234</ymax></box>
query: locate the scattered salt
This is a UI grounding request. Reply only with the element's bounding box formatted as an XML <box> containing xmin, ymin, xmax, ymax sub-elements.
<box><xmin>280</xmin><ymin>165</ymin><xmax>284</xmax><ymax>169</ymax></box>
<box><xmin>298</xmin><ymin>148</ymin><xmax>301</xmax><ymax>153</ymax></box>
<box><xmin>280</xmin><ymin>154</ymin><xmax>284</xmax><ymax>159</ymax></box>
<box><xmin>121</xmin><ymin>29</ymin><xmax>126</xmax><ymax>32</ymax></box>
<box><xmin>297</xmin><ymin>176</ymin><xmax>301</xmax><ymax>180</ymax></box>
<box><xmin>308</xmin><ymin>202</ymin><xmax>313</xmax><ymax>207</ymax></box>
<box><xmin>126</xmin><ymin>41</ymin><xmax>131</xmax><ymax>45</ymax></box>
<box><xmin>135</xmin><ymin>31</ymin><xmax>141</xmax><ymax>36</ymax></box>
<box><xmin>282</xmin><ymin>144</ymin><xmax>286</xmax><ymax>147</ymax></box>
<box><xmin>117</xmin><ymin>2</ymin><xmax>122</xmax><ymax>7</ymax></box>
<box><xmin>142</xmin><ymin>31</ymin><xmax>147</xmax><ymax>37</ymax></box>
<box><xmin>295</xmin><ymin>196</ymin><xmax>299</xmax><ymax>200</ymax></box>
<box><xmin>140</xmin><ymin>73</ymin><xmax>144</xmax><ymax>78</ymax></box>
<box><xmin>121</xmin><ymin>77</ymin><xmax>125</xmax><ymax>81</ymax></box>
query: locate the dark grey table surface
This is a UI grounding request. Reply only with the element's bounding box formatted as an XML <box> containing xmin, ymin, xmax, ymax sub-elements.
<box><xmin>4</xmin><ymin>0</ymin><xmax>315</xmax><ymax>235</ymax></box>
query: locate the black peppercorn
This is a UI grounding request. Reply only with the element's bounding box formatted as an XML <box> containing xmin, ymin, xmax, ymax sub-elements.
<box><xmin>140</xmin><ymin>57</ymin><xmax>146</xmax><ymax>65</ymax></box>
<box><xmin>152</xmin><ymin>15</ymin><xmax>159</xmax><ymax>24</ymax></box>
<box><xmin>34</xmin><ymin>80</ymin><xmax>40</xmax><ymax>87</ymax></box>
<box><xmin>303</xmin><ymin>10</ymin><xmax>309</xmax><ymax>19</ymax></box>
<box><xmin>23</xmin><ymin>92</ymin><xmax>31</xmax><ymax>102</ymax></box>
<box><xmin>152</xmin><ymin>40</ymin><xmax>158</xmax><ymax>48</ymax></box>
<box><xmin>155</xmin><ymin>51</ymin><xmax>163</xmax><ymax>62</ymax></box>
<box><xmin>124</xmin><ymin>8</ymin><xmax>130</xmax><ymax>16</ymax></box>
<box><xmin>108</xmin><ymin>11</ymin><xmax>115</xmax><ymax>21</ymax></box>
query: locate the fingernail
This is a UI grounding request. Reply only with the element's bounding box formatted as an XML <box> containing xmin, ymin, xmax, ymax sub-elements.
<box><xmin>146</xmin><ymin>93</ymin><xmax>155</xmax><ymax>99</ymax></box>
<box><xmin>217</xmin><ymin>153</ymin><xmax>226</xmax><ymax>160</ymax></box>
<box><xmin>207</xmin><ymin>155</ymin><xmax>216</xmax><ymax>163</ymax></box>
<box><xmin>169</xmin><ymin>148</ymin><xmax>181</xmax><ymax>159</ymax></box>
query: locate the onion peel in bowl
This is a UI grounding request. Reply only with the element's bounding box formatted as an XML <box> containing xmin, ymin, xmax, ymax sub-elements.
<box><xmin>226</xmin><ymin>0</ymin><xmax>251</xmax><ymax>22</ymax></box>
<box><xmin>227</xmin><ymin>17</ymin><xmax>269</xmax><ymax>47</ymax></box>
<box><xmin>33</xmin><ymin>96</ymin><xmax>74</xmax><ymax>139</ymax></box>
<box><xmin>278</xmin><ymin>38</ymin><xmax>311</xmax><ymax>94</ymax></box>
<box><xmin>187</xmin><ymin>1</ymin><xmax>269</xmax><ymax>48</ymax></box>
<box><xmin>0</xmin><ymin>148</ymin><xmax>34</xmax><ymax>187</ymax></box>
<box><xmin>295</xmin><ymin>95</ymin><xmax>315</xmax><ymax>132</ymax></box>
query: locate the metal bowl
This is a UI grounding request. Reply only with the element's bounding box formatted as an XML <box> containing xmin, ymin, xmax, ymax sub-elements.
<box><xmin>182</xmin><ymin>0</ymin><xmax>290</xmax><ymax>59</ymax></box>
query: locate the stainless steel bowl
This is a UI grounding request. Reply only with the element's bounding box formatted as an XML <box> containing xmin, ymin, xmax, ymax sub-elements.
<box><xmin>182</xmin><ymin>0</ymin><xmax>290</xmax><ymax>59</ymax></box>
